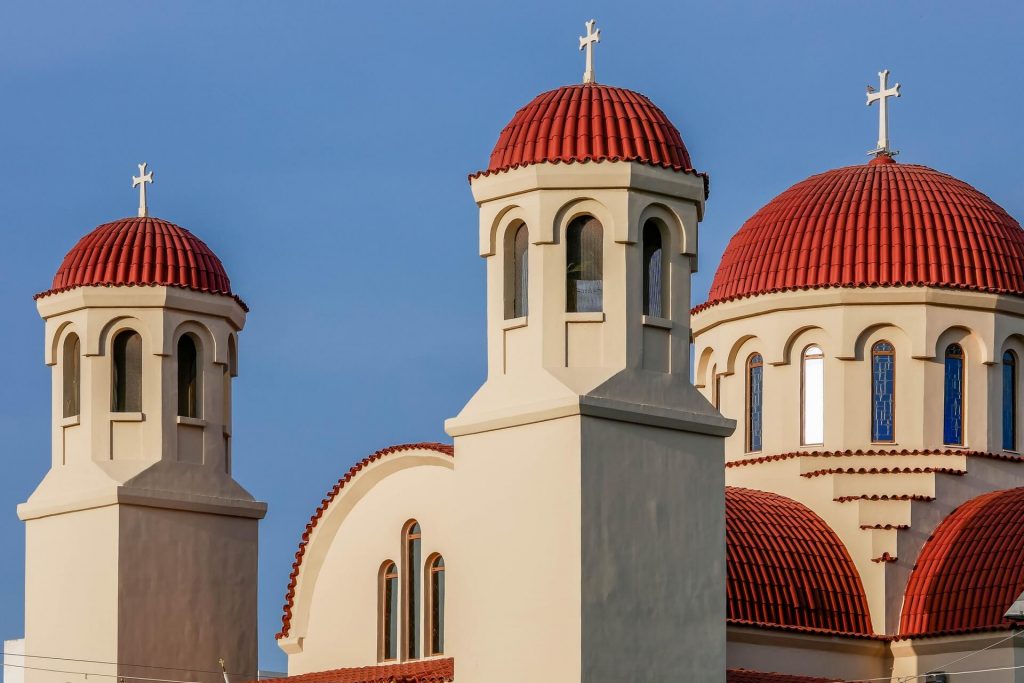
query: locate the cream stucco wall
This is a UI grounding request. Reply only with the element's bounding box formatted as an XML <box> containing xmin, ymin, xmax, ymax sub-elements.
<box><xmin>281</xmin><ymin>449</ymin><xmax>454</xmax><ymax>674</ymax></box>
<box><xmin>22</xmin><ymin>285</ymin><xmax>264</xmax><ymax>683</ymax></box>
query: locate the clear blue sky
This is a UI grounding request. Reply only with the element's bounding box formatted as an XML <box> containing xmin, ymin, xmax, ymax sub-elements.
<box><xmin>1</xmin><ymin>0</ymin><xmax>1023</xmax><ymax>673</ymax></box>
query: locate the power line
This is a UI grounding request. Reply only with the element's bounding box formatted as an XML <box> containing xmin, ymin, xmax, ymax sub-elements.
<box><xmin>0</xmin><ymin>651</ymin><xmax>250</xmax><ymax>677</ymax></box>
<box><xmin>0</xmin><ymin>660</ymin><xmax>204</xmax><ymax>683</ymax></box>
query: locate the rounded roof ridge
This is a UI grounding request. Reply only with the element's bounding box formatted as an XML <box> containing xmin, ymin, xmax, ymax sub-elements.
<box><xmin>726</xmin><ymin>486</ymin><xmax>873</xmax><ymax>635</ymax></box>
<box><xmin>37</xmin><ymin>215</ymin><xmax>241</xmax><ymax>306</ymax></box>
<box><xmin>696</xmin><ymin>159</ymin><xmax>1024</xmax><ymax>313</ymax></box>
<box><xmin>474</xmin><ymin>82</ymin><xmax>707</xmax><ymax>192</ymax></box>
<box><xmin>277</xmin><ymin>442</ymin><xmax>454</xmax><ymax>640</ymax></box>
<box><xmin>900</xmin><ymin>485</ymin><xmax>1024</xmax><ymax>637</ymax></box>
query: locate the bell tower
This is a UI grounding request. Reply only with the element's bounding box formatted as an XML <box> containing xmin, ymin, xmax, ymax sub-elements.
<box><xmin>447</xmin><ymin>29</ymin><xmax>733</xmax><ymax>683</ymax></box>
<box><xmin>20</xmin><ymin>172</ymin><xmax>265</xmax><ymax>683</ymax></box>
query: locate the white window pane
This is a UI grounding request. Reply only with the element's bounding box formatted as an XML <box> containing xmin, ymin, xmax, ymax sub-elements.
<box><xmin>803</xmin><ymin>355</ymin><xmax>824</xmax><ymax>444</ymax></box>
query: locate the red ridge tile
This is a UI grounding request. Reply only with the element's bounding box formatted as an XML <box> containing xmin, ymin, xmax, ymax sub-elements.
<box><xmin>250</xmin><ymin>659</ymin><xmax>453</xmax><ymax>683</ymax></box>
<box><xmin>727</xmin><ymin>668</ymin><xmax>841</xmax><ymax>683</ymax></box>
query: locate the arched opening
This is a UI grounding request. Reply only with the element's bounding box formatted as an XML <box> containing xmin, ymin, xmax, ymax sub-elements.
<box><xmin>177</xmin><ymin>334</ymin><xmax>201</xmax><ymax>418</ymax></box>
<box><xmin>62</xmin><ymin>333</ymin><xmax>81</xmax><ymax>418</ymax></box>
<box><xmin>111</xmin><ymin>330</ymin><xmax>142</xmax><ymax>413</ymax></box>
<box><xmin>566</xmin><ymin>216</ymin><xmax>603</xmax><ymax>313</ymax></box>
<box><xmin>426</xmin><ymin>554</ymin><xmax>445</xmax><ymax>656</ymax></box>
<box><xmin>506</xmin><ymin>224</ymin><xmax>529</xmax><ymax>319</ymax></box>
<box><xmin>642</xmin><ymin>220</ymin><xmax>664</xmax><ymax>318</ymax></box>
<box><xmin>1004</xmin><ymin>350</ymin><xmax>1017</xmax><ymax>451</ymax></box>
<box><xmin>871</xmin><ymin>341</ymin><xmax>895</xmax><ymax>442</ymax></box>
<box><xmin>801</xmin><ymin>345</ymin><xmax>824</xmax><ymax>445</ymax></box>
<box><xmin>943</xmin><ymin>343</ymin><xmax>965</xmax><ymax>446</ymax></box>
<box><xmin>404</xmin><ymin>521</ymin><xmax>422</xmax><ymax>659</ymax></box>
<box><xmin>746</xmin><ymin>353</ymin><xmax>763</xmax><ymax>452</ymax></box>
<box><xmin>379</xmin><ymin>561</ymin><xmax>399</xmax><ymax>661</ymax></box>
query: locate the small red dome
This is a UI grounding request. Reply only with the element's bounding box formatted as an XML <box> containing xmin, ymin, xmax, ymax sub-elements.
<box><xmin>726</xmin><ymin>486</ymin><xmax>872</xmax><ymax>635</ymax></box>
<box><xmin>39</xmin><ymin>216</ymin><xmax>235</xmax><ymax>300</ymax></box>
<box><xmin>477</xmin><ymin>83</ymin><xmax>701</xmax><ymax>181</ymax></box>
<box><xmin>900</xmin><ymin>486</ymin><xmax>1024</xmax><ymax>637</ymax></box>
<box><xmin>700</xmin><ymin>156</ymin><xmax>1024</xmax><ymax>311</ymax></box>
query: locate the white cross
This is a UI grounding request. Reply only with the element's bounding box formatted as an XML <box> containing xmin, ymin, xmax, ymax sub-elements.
<box><xmin>132</xmin><ymin>162</ymin><xmax>154</xmax><ymax>217</ymax></box>
<box><xmin>579</xmin><ymin>19</ymin><xmax>600</xmax><ymax>85</ymax></box>
<box><xmin>866</xmin><ymin>69</ymin><xmax>901</xmax><ymax>156</ymax></box>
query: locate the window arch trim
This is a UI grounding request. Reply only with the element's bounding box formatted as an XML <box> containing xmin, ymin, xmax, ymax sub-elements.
<box><xmin>505</xmin><ymin>222</ymin><xmax>529</xmax><ymax>320</ymax></box>
<box><xmin>62</xmin><ymin>332</ymin><xmax>81</xmax><ymax>419</ymax></box>
<box><xmin>378</xmin><ymin>560</ymin><xmax>399</xmax><ymax>662</ymax></box>
<box><xmin>871</xmin><ymin>340</ymin><xmax>896</xmax><ymax>443</ymax></box>
<box><xmin>111</xmin><ymin>329</ymin><xmax>143</xmax><ymax>413</ymax></box>
<box><xmin>425</xmin><ymin>553</ymin><xmax>445</xmax><ymax>656</ymax></box>
<box><xmin>943</xmin><ymin>343</ymin><xmax>965</xmax><ymax>446</ymax></box>
<box><xmin>746</xmin><ymin>353</ymin><xmax>764</xmax><ymax>453</ymax></box>
<box><xmin>403</xmin><ymin>520</ymin><xmax>423</xmax><ymax>660</ymax></box>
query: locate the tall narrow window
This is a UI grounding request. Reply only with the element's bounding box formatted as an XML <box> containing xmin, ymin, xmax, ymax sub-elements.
<box><xmin>177</xmin><ymin>335</ymin><xmax>200</xmax><ymax>418</ymax></box>
<box><xmin>746</xmin><ymin>354</ymin><xmax>763</xmax><ymax>452</ymax></box>
<box><xmin>111</xmin><ymin>330</ymin><xmax>142</xmax><ymax>413</ymax></box>
<box><xmin>405</xmin><ymin>522</ymin><xmax>422</xmax><ymax>659</ymax></box>
<box><xmin>943</xmin><ymin>343</ymin><xmax>965</xmax><ymax>446</ymax></box>
<box><xmin>871</xmin><ymin>341</ymin><xmax>895</xmax><ymax>442</ymax></box>
<box><xmin>642</xmin><ymin>221</ymin><xmax>664</xmax><ymax>318</ymax></box>
<box><xmin>802</xmin><ymin>345</ymin><xmax>824</xmax><ymax>445</ymax></box>
<box><xmin>427</xmin><ymin>555</ymin><xmax>445</xmax><ymax>655</ymax></box>
<box><xmin>1004</xmin><ymin>351</ymin><xmax>1017</xmax><ymax>451</ymax></box>
<box><xmin>506</xmin><ymin>224</ymin><xmax>529</xmax><ymax>319</ymax></box>
<box><xmin>62</xmin><ymin>334</ymin><xmax>81</xmax><ymax>418</ymax></box>
<box><xmin>380</xmin><ymin>561</ymin><xmax>399</xmax><ymax>661</ymax></box>
<box><xmin>566</xmin><ymin>216</ymin><xmax>603</xmax><ymax>313</ymax></box>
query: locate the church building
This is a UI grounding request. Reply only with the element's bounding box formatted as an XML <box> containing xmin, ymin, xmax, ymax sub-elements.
<box><xmin>14</xmin><ymin>21</ymin><xmax>1024</xmax><ymax>683</ymax></box>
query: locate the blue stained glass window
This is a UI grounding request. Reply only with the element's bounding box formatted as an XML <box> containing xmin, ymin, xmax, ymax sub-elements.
<box><xmin>747</xmin><ymin>354</ymin><xmax>763</xmax><ymax>452</ymax></box>
<box><xmin>871</xmin><ymin>342</ymin><xmax>895</xmax><ymax>442</ymax></box>
<box><xmin>1004</xmin><ymin>351</ymin><xmax>1017</xmax><ymax>451</ymax></box>
<box><xmin>943</xmin><ymin>344</ymin><xmax>964</xmax><ymax>445</ymax></box>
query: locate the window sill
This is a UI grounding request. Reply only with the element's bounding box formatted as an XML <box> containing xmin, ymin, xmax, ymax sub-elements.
<box><xmin>501</xmin><ymin>316</ymin><xmax>528</xmax><ymax>330</ymax></box>
<box><xmin>642</xmin><ymin>315</ymin><xmax>672</xmax><ymax>330</ymax></box>
<box><xmin>565</xmin><ymin>311</ymin><xmax>605</xmax><ymax>323</ymax></box>
<box><xmin>111</xmin><ymin>411</ymin><xmax>144</xmax><ymax>422</ymax></box>
<box><xmin>60</xmin><ymin>415</ymin><xmax>80</xmax><ymax>427</ymax></box>
<box><xmin>177</xmin><ymin>416</ymin><xmax>207</xmax><ymax>428</ymax></box>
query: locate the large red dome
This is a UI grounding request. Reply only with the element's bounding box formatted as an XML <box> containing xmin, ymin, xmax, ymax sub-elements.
<box><xmin>38</xmin><ymin>216</ymin><xmax>236</xmax><ymax>302</ymax></box>
<box><xmin>476</xmin><ymin>83</ymin><xmax>703</xmax><ymax>185</ymax></box>
<box><xmin>699</xmin><ymin>155</ymin><xmax>1024</xmax><ymax>311</ymax></box>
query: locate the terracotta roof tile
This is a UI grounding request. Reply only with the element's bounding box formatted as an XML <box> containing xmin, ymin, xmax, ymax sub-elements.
<box><xmin>726</xmin><ymin>486</ymin><xmax>873</xmax><ymax>636</ymax></box>
<box><xmin>253</xmin><ymin>659</ymin><xmax>453</xmax><ymax>683</ymax></box>
<box><xmin>473</xmin><ymin>83</ymin><xmax>708</xmax><ymax>194</ymax></box>
<box><xmin>900</xmin><ymin>486</ymin><xmax>1024</xmax><ymax>637</ymax></box>
<box><xmin>727</xmin><ymin>669</ymin><xmax>839</xmax><ymax>683</ymax></box>
<box><xmin>725</xmin><ymin>449</ymin><xmax>1023</xmax><ymax>468</ymax></box>
<box><xmin>36</xmin><ymin>216</ymin><xmax>244</xmax><ymax>308</ymax></box>
<box><xmin>277</xmin><ymin>443</ymin><xmax>454</xmax><ymax>640</ymax></box>
<box><xmin>696</xmin><ymin>156</ymin><xmax>1024</xmax><ymax>312</ymax></box>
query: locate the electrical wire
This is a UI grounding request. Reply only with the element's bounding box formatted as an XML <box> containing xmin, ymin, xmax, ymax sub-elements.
<box><xmin>0</xmin><ymin>660</ymin><xmax>204</xmax><ymax>683</ymax></box>
<box><xmin>0</xmin><ymin>650</ymin><xmax>249</xmax><ymax>677</ymax></box>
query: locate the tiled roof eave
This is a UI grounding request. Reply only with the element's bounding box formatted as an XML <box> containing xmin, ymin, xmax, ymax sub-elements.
<box><xmin>33</xmin><ymin>281</ymin><xmax>250</xmax><ymax>312</ymax></box>
<box><xmin>727</xmin><ymin>618</ymin><xmax>887</xmax><ymax>640</ymax></box>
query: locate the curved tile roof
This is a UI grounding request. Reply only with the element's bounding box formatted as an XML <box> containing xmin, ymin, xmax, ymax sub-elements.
<box><xmin>726</xmin><ymin>486</ymin><xmax>873</xmax><ymax>636</ymax></box>
<box><xmin>900</xmin><ymin>486</ymin><xmax>1024</xmax><ymax>637</ymax></box>
<box><xmin>37</xmin><ymin>216</ymin><xmax>238</xmax><ymax>304</ymax></box>
<box><xmin>252</xmin><ymin>659</ymin><xmax>454</xmax><ymax>683</ymax></box>
<box><xmin>698</xmin><ymin>155</ymin><xmax>1024</xmax><ymax>312</ymax></box>
<box><xmin>277</xmin><ymin>442</ymin><xmax>454</xmax><ymax>640</ymax></box>
<box><xmin>475</xmin><ymin>83</ymin><xmax>705</xmax><ymax>191</ymax></box>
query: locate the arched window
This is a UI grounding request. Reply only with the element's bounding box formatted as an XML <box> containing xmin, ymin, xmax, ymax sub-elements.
<box><xmin>177</xmin><ymin>335</ymin><xmax>201</xmax><ymax>418</ymax></box>
<box><xmin>62</xmin><ymin>333</ymin><xmax>81</xmax><ymax>418</ymax></box>
<box><xmin>1004</xmin><ymin>351</ymin><xmax>1017</xmax><ymax>451</ymax></box>
<box><xmin>506</xmin><ymin>224</ymin><xmax>529</xmax><ymax>319</ymax></box>
<box><xmin>746</xmin><ymin>354</ymin><xmax>763</xmax><ymax>452</ymax></box>
<box><xmin>426</xmin><ymin>555</ymin><xmax>445</xmax><ymax>656</ymax></box>
<box><xmin>111</xmin><ymin>330</ymin><xmax>142</xmax><ymax>413</ymax></box>
<box><xmin>871</xmin><ymin>341</ymin><xmax>895</xmax><ymax>442</ymax></box>
<box><xmin>642</xmin><ymin>220</ymin><xmax>664</xmax><ymax>318</ymax></box>
<box><xmin>405</xmin><ymin>522</ymin><xmax>422</xmax><ymax>659</ymax></box>
<box><xmin>379</xmin><ymin>561</ymin><xmax>399</xmax><ymax>661</ymax></box>
<box><xmin>801</xmin><ymin>345</ymin><xmax>824</xmax><ymax>445</ymax></box>
<box><xmin>566</xmin><ymin>216</ymin><xmax>603</xmax><ymax>313</ymax></box>
<box><xmin>943</xmin><ymin>343</ymin><xmax>965</xmax><ymax>446</ymax></box>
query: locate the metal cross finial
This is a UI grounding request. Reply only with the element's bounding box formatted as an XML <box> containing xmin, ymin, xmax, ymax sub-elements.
<box><xmin>579</xmin><ymin>19</ymin><xmax>600</xmax><ymax>84</ymax></box>
<box><xmin>131</xmin><ymin>162</ymin><xmax>154</xmax><ymax>217</ymax></box>
<box><xmin>866</xmin><ymin>69</ymin><xmax>901</xmax><ymax>156</ymax></box>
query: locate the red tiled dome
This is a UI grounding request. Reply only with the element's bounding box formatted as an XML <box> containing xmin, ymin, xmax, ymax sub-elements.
<box><xmin>39</xmin><ymin>216</ymin><xmax>235</xmax><ymax>300</ymax></box>
<box><xmin>700</xmin><ymin>155</ymin><xmax>1024</xmax><ymax>311</ymax></box>
<box><xmin>900</xmin><ymin>486</ymin><xmax>1024</xmax><ymax>637</ymax></box>
<box><xmin>726</xmin><ymin>486</ymin><xmax>873</xmax><ymax>636</ymax></box>
<box><xmin>476</xmin><ymin>83</ymin><xmax>703</xmax><ymax>183</ymax></box>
